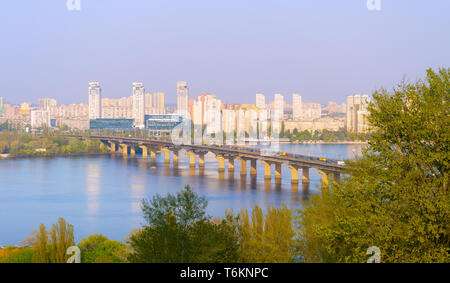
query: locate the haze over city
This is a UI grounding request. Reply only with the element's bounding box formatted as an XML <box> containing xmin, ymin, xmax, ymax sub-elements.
<box><xmin>1</xmin><ymin>0</ymin><xmax>449</xmax><ymax>105</ymax></box>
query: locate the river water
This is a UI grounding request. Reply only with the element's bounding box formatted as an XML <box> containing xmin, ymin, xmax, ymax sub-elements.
<box><xmin>0</xmin><ymin>143</ymin><xmax>364</xmax><ymax>246</ymax></box>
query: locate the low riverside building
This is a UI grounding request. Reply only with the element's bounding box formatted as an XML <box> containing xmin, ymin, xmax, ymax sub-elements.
<box><xmin>89</xmin><ymin>118</ymin><xmax>134</xmax><ymax>131</ymax></box>
<box><xmin>146</xmin><ymin>114</ymin><xmax>183</xmax><ymax>136</ymax></box>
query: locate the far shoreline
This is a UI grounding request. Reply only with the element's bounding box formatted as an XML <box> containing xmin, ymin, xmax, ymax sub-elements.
<box><xmin>279</xmin><ymin>141</ymin><xmax>368</xmax><ymax>145</ymax></box>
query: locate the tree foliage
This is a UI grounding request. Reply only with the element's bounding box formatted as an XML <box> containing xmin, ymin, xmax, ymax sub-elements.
<box><xmin>128</xmin><ymin>185</ymin><xmax>240</xmax><ymax>263</ymax></box>
<box><xmin>297</xmin><ymin>68</ymin><xmax>450</xmax><ymax>263</ymax></box>
<box><xmin>238</xmin><ymin>205</ymin><xmax>296</xmax><ymax>263</ymax></box>
<box><xmin>77</xmin><ymin>234</ymin><xmax>130</xmax><ymax>263</ymax></box>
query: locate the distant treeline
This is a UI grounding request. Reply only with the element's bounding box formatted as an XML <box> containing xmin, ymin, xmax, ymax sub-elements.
<box><xmin>0</xmin><ymin>130</ymin><xmax>107</xmax><ymax>156</ymax></box>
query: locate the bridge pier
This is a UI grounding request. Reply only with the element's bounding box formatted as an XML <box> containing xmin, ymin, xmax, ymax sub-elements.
<box><xmin>198</xmin><ymin>153</ymin><xmax>205</xmax><ymax>168</ymax></box>
<box><xmin>109</xmin><ymin>141</ymin><xmax>116</xmax><ymax>153</ymax></box>
<box><xmin>275</xmin><ymin>163</ymin><xmax>282</xmax><ymax>181</ymax></box>
<box><xmin>288</xmin><ymin>165</ymin><xmax>299</xmax><ymax>184</ymax></box>
<box><xmin>150</xmin><ymin>149</ymin><xmax>157</xmax><ymax>162</ymax></box>
<box><xmin>130</xmin><ymin>146</ymin><xmax>136</xmax><ymax>158</ymax></box>
<box><xmin>317</xmin><ymin>169</ymin><xmax>330</xmax><ymax>188</ymax></box>
<box><xmin>302</xmin><ymin>167</ymin><xmax>310</xmax><ymax>184</ymax></box>
<box><xmin>239</xmin><ymin>158</ymin><xmax>247</xmax><ymax>176</ymax></box>
<box><xmin>228</xmin><ymin>158</ymin><xmax>235</xmax><ymax>173</ymax></box>
<box><xmin>188</xmin><ymin>152</ymin><xmax>196</xmax><ymax>168</ymax></box>
<box><xmin>120</xmin><ymin>144</ymin><xmax>128</xmax><ymax>157</ymax></box>
<box><xmin>216</xmin><ymin>156</ymin><xmax>225</xmax><ymax>172</ymax></box>
<box><xmin>261</xmin><ymin>161</ymin><xmax>271</xmax><ymax>180</ymax></box>
<box><xmin>173</xmin><ymin>150</ymin><xmax>179</xmax><ymax>167</ymax></box>
<box><xmin>161</xmin><ymin>148</ymin><xmax>171</xmax><ymax>164</ymax></box>
<box><xmin>250</xmin><ymin>159</ymin><xmax>257</xmax><ymax>176</ymax></box>
<box><xmin>139</xmin><ymin>145</ymin><xmax>148</xmax><ymax>159</ymax></box>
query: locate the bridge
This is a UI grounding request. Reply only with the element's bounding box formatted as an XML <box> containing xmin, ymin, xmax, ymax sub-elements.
<box><xmin>68</xmin><ymin>134</ymin><xmax>346</xmax><ymax>187</ymax></box>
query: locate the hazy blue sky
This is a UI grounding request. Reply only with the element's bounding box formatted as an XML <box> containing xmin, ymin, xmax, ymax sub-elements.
<box><xmin>0</xmin><ymin>0</ymin><xmax>449</xmax><ymax>105</ymax></box>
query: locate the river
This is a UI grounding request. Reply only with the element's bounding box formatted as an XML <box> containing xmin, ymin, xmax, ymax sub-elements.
<box><xmin>0</xmin><ymin>143</ymin><xmax>364</xmax><ymax>246</ymax></box>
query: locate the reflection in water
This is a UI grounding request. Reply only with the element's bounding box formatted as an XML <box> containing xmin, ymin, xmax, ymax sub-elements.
<box><xmin>0</xmin><ymin>144</ymin><xmax>363</xmax><ymax>245</ymax></box>
<box><xmin>86</xmin><ymin>164</ymin><xmax>101</xmax><ymax>215</ymax></box>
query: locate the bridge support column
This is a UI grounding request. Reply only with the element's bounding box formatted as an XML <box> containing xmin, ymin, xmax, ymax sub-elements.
<box><xmin>288</xmin><ymin>165</ymin><xmax>299</xmax><ymax>184</ymax></box>
<box><xmin>302</xmin><ymin>167</ymin><xmax>310</xmax><ymax>184</ymax></box>
<box><xmin>161</xmin><ymin>148</ymin><xmax>171</xmax><ymax>164</ymax></box>
<box><xmin>130</xmin><ymin>146</ymin><xmax>136</xmax><ymax>158</ymax></box>
<box><xmin>275</xmin><ymin>163</ymin><xmax>282</xmax><ymax>181</ymax></box>
<box><xmin>150</xmin><ymin>149</ymin><xmax>157</xmax><ymax>162</ymax></box>
<box><xmin>120</xmin><ymin>144</ymin><xmax>128</xmax><ymax>157</ymax></box>
<box><xmin>317</xmin><ymin>169</ymin><xmax>329</xmax><ymax>188</ymax></box>
<box><xmin>109</xmin><ymin>142</ymin><xmax>116</xmax><ymax>153</ymax></box>
<box><xmin>188</xmin><ymin>152</ymin><xmax>196</xmax><ymax>168</ymax></box>
<box><xmin>228</xmin><ymin>158</ymin><xmax>235</xmax><ymax>173</ymax></box>
<box><xmin>240</xmin><ymin>158</ymin><xmax>247</xmax><ymax>176</ymax></box>
<box><xmin>173</xmin><ymin>150</ymin><xmax>179</xmax><ymax>166</ymax></box>
<box><xmin>140</xmin><ymin>146</ymin><xmax>148</xmax><ymax>159</ymax></box>
<box><xmin>261</xmin><ymin>161</ymin><xmax>271</xmax><ymax>180</ymax></box>
<box><xmin>216</xmin><ymin>156</ymin><xmax>225</xmax><ymax>172</ymax></box>
<box><xmin>198</xmin><ymin>153</ymin><xmax>205</xmax><ymax>168</ymax></box>
<box><xmin>250</xmin><ymin>159</ymin><xmax>257</xmax><ymax>176</ymax></box>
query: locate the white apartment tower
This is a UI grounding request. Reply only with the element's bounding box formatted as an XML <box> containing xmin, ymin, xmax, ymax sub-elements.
<box><xmin>292</xmin><ymin>94</ymin><xmax>302</xmax><ymax>120</ymax></box>
<box><xmin>176</xmin><ymin>81</ymin><xmax>189</xmax><ymax>116</ymax></box>
<box><xmin>88</xmin><ymin>82</ymin><xmax>102</xmax><ymax>119</ymax></box>
<box><xmin>274</xmin><ymin>93</ymin><xmax>284</xmax><ymax>116</ymax></box>
<box><xmin>132</xmin><ymin>82</ymin><xmax>145</xmax><ymax>126</ymax></box>
<box><xmin>256</xmin><ymin>93</ymin><xmax>266</xmax><ymax>109</ymax></box>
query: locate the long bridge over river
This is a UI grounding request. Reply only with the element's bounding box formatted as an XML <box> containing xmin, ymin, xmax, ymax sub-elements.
<box><xmin>67</xmin><ymin>134</ymin><xmax>346</xmax><ymax>187</ymax></box>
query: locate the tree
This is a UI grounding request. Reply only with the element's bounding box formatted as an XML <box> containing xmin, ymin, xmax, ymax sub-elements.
<box><xmin>78</xmin><ymin>234</ymin><xmax>130</xmax><ymax>263</ymax></box>
<box><xmin>297</xmin><ymin>68</ymin><xmax>450</xmax><ymax>263</ymax></box>
<box><xmin>128</xmin><ymin>186</ymin><xmax>240</xmax><ymax>263</ymax></box>
<box><xmin>238</xmin><ymin>205</ymin><xmax>296</xmax><ymax>263</ymax></box>
<box><xmin>31</xmin><ymin>224</ymin><xmax>49</xmax><ymax>263</ymax></box>
<box><xmin>49</xmin><ymin>217</ymin><xmax>75</xmax><ymax>263</ymax></box>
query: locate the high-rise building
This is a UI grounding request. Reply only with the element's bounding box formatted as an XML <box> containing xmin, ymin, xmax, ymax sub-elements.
<box><xmin>144</xmin><ymin>93</ymin><xmax>153</xmax><ymax>115</ymax></box>
<box><xmin>292</xmin><ymin>94</ymin><xmax>302</xmax><ymax>120</ymax></box>
<box><xmin>88</xmin><ymin>82</ymin><xmax>102</xmax><ymax>119</ymax></box>
<box><xmin>346</xmin><ymin>94</ymin><xmax>370</xmax><ymax>133</ymax></box>
<box><xmin>31</xmin><ymin>109</ymin><xmax>51</xmax><ymax>129</ymax></box>
<box><xmin>38</xmin><ymin>98</ymin><xmax>57</xmax><ymax>110</ymax></box>
<box><xmin>274</xmin><ymin>93</ymin><xmax>284</xmax><ymax>116</ymax></box>
<box><xmin>176</xmin><ymin>81</ymin><xmax>189</xmax><ymax>116</ymax></box>
<box><xmin>256</xmin><ymin>93</ymin><xmax>266</xmax><ymax>109</ymax></box>
<box><xmin>153</xmin><ymin>92</ymin><xmax>165</xmax><ymax>114</ymax></box>
<box><xmin>132</xmin><ymin>82</ymin><xmax>145</xmax><ymax>126</ymax></box>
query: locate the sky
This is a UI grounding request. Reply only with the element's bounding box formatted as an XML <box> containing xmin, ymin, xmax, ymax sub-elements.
<box><xmin>0</xmin><ymin>0</ymin><xmax>449</xmax><ymax>105</ymax></box>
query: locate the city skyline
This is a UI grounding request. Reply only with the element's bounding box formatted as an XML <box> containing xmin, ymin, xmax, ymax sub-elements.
<box><xmin>1</xmin><ymin>1</ymin><xmax>449</xmax><ymax>105</ymax></box>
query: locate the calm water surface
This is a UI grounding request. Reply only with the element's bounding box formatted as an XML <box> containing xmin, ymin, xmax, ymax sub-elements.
<box><xmin>0</xmin><ymin>143</ymin><xmax>363</xmax><ymax>246</ymax></box>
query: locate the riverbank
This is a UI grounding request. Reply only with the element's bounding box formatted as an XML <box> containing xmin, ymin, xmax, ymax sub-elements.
<box><xmin>280</xmin><ymin>141</ymin><xmax>368</xmax><ymax>145</ymax></box>
<box><xmin>0</xmin><ymin>152</ymin><xmax>108</xmax><ymax>160</ymax></box>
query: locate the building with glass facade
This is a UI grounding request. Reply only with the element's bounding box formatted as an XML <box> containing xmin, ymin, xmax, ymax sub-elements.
<box><xmin>89</xmin><ymin>118</ymin><xmax>134</xmax><ymax>131</ymax></box>
<box><xmin>146</xmin><ymin>114</ymin><xmax>183</xmax><ymax>136</ymax></box>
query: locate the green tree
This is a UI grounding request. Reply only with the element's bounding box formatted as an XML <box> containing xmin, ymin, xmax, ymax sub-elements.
<box><xmin>48</xmin><ymin>217</ymin><xmax>75</xmax><ymax>263</ymax></box>
<box><xmin>78</xmin><ymin>234</ymin><xmax>130</xmax><ymax>263</ymax></box>
<box><xmin>297</xmin><ymin>68</ymin><xmax>450</xmax><ymax>263</ymax></box>
<box><xmin>238</xmin><ymin>205</ymin><xmax>295</xmax><ymax>263</ymax></box>
<box><xmin>31</xmin><ymin>224</ymin><xmax>50</xmax><ymax>263</ymax></box>
<box><xmin>128</xmin><ymin>186</ymin><xmax>240</xmax><ymax>263</ymax></box>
